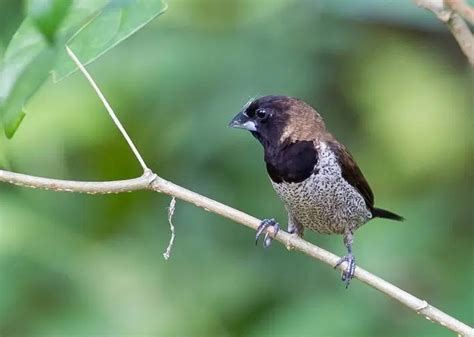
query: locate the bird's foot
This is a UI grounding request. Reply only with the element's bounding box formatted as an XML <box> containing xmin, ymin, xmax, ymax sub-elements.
<box><xmin>334</xmin><ymin>253</ymin><xmax>356</xmax><ymax>288</ymax></box>
<box><xmin>256</xmin><ymin>218</ymin><xmax>280</xmax><ymax>248</ymax></box>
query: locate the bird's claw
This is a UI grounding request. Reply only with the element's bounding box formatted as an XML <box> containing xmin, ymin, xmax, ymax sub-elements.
<box><xmin>335</xmin><ymin>253</ymin><xmax>356</xmax><ymax>288</ymax></box>
<box><xmin>256</xmin><ymin>218</ymin><xmax>280</xmax><ymax>248</ymax></box>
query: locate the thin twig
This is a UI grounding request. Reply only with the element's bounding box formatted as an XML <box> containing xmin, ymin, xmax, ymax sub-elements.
<box><xmin>65</xmin><ymin>46</ymin><xmax>150</xmax><ymax>172</ymax></box>
<box><xmin>414</xmin><ymin>0</ymin><xmax>474</xmax><ymax>65</ymax></box>
<box><xmin>163</xmin><ymin>197</ymin><xmax>176</xmax><ymax>260</ymax></box>
<box><xmin>0</xmin><ymin>168</ymin><xmax>472</xmax><ymax>336</ymax></box>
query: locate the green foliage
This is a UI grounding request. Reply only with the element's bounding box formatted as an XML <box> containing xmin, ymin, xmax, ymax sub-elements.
<box><xmin>53</xmin><ymin>0</ymin><xmax>168</xmax><ymax>80</ymax></box>
<box><xmin>25</xmin><ymin>0</ymin><xmax>73</xmax><ymax>44</ymax></box>
<box><xmin>0</xmin><ymin>1</ymin><xmax>472</xmax><ymax>336</ymax></box>
<box><xmin>0</xmin><ymin>0</ymin><xmax>167</xmax><ymax>138</ymax></box>
<box><xmin>0</xmin><ymin>24</ymin><xmax>58</xmax><ymax>138</ymax></box>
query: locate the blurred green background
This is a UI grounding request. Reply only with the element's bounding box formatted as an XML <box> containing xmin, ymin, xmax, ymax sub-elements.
<box><xmin>1</xmin><ymin>0</ymin><xmax>473</xmax><ymax>336</ymax></box>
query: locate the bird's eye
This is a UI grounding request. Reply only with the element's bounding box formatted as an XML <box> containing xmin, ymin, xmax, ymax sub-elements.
<box><xmin>255</xmin><ymin>109</ymin><xmax>268</xmax><ymax>119</ymax></box>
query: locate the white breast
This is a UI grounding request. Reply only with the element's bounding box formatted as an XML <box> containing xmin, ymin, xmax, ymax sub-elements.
<box><xmin>271</xmin><ymin>142</ymin><xmax>372</xmax><ymax>234</ymax></box>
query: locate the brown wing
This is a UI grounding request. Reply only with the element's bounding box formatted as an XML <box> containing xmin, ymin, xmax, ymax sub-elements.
<box><xmin>327</xmin><ymin>141</ymin><xmax>374</xmax><ymax>209</ymax></box>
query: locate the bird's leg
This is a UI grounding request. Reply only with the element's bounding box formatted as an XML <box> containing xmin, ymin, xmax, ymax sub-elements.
<box><xmin>334</xmin><ymin>230</ymin><xmax>356</xmax><ymax>288</ymax></box>
<box><xmin>287</xmin><ymin>221</ymin><xmax>304</xmax><ymax>236</ymax></box>
<box><xmin>256</xmin><ymin>218</ymin><xmax>280</xmax><ymax>248</ymax></box>
<box><xmin>285</xmin><ymin>221</ymin><xmax>304</xmax><ymax>250</ymax></box>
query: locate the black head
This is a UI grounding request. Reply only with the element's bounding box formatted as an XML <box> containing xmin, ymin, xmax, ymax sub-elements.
<box><xmin>229</xmin><ymin>95</ymin><xmax>325</xmax><ymax>148</ymax></box>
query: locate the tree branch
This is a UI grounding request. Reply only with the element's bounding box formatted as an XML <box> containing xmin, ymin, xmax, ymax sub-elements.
<box><xmin>0</xmin><ymin>168</ymin><xmax>473</xmax><ymax>336</ymax></box>
<box><xmin>414</xmin><ymin>0</ymin><xmax>474</xmax><ymax>65</ymax></box>
<box><xmin>445</xmin><ymin>0</ymin><xmax>474</xmax><ymax>24</ymax></box>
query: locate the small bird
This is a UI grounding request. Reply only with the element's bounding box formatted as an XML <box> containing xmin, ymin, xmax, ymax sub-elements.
<box><xmin>229</xmin><ymin>95</ymin><xmax>403</xmax><ymax>287</ymax></box>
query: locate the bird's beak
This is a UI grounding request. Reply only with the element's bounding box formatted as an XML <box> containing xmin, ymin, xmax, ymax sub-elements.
<box><xmin>228</xmin><ymin>111</ymin><xmax>257</xmax><ymax>131</ymax></box>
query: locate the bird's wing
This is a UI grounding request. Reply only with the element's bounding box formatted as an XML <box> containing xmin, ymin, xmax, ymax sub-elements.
<box><xmin>327</xmin><ymin>141</ymin><xmax>374</xmax><ymax>208</ymax></box>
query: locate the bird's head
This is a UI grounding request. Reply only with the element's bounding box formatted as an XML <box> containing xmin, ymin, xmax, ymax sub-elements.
<box><xmin>229</xmin><ymin>95</ymin><xmax>326</xmax><ymax>147</ymax></box>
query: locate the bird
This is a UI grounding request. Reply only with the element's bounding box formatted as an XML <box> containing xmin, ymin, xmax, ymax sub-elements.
<box><xmin>229</xmin><ymin>95</ymin><xmax>404</xmax><ymax>287</ymax></box>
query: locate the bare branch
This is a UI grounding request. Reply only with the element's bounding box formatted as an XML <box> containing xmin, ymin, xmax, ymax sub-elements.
<box><xmin>445</xmin><ymin>0</ymin><xmax>474</xmax><ymax>24</ymax></box>
<box><xmin>0</xmin><ymin>168</ymin><xmax>473</xmax><ymax>336</ymax></box>
<box><xmin>66</xmin><ymin>46</ymin><xmax>150</xmax><ymax>172</ymax></box>
<box><xmin>446</xmin><ymin>12</ymin><xmax>474</xmax><ymax>65</ymax></box>
<box><xmin>163</xmin><ymin>197</ymin><xmax>176</xmax><ymax>260</ymax></box>
<box><xmin>414</xmin><ymin>0</ymin><xmax>474</xmax><ymax>65</ymax></box>
<box><xmin>0</xmin><ymin>169</ymin><xmax>155</xmax><ymax>193</ymax></box>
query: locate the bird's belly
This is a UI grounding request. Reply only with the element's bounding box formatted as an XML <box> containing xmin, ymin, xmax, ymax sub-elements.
<box><xmin>271</xmin><ymin>173</ymin><xmax>371</xmax><ymax>234</ymax></box>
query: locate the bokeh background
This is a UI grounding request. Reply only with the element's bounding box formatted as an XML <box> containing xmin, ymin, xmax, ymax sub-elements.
<box><xmin>1</xmin><ymin>0</ymin><xmax>473</xmax><ymax>336</ymax></box>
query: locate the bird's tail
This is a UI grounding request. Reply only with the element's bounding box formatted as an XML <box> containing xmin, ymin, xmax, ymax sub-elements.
<box><xmin>372</xmin><ymin>208</ymin><xmax>404</xmax><ymax>221</ymax></box>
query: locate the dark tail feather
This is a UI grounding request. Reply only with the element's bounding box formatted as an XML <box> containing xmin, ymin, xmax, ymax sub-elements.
<box><xmin>372</xmin><ymin>208</ymin><xmax>404</xmax><ymax>221</ymax></box>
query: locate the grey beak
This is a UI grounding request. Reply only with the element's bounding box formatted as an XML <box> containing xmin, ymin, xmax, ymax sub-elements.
<box><xmin>228</xmin><ymin>111</ymin><xmax>257</xmax><ymax>131</ymax></box>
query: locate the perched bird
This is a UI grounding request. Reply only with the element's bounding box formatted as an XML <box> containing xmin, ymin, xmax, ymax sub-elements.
<box><xmin>229</xmin><ymin>95</ymin><xmax>403</xmax><ymax>287</ymax></box>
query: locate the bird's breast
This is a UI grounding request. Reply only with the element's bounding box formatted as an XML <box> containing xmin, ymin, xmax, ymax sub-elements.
<box><xmin>270</xmin><ymin>143</ymin><xmax>372</xmax><ymax>234</ymax></box>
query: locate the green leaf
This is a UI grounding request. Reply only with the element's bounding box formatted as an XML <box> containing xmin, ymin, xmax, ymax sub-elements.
<box><xmin>0</xmin><ymin>0</ymin><xmax>167</xmax><ymax>138</ymax></box>
<box><xmin>1</xmin><ymin>46</ymin><xmax>58</xmax><ymax>138</ymax></box>
<box><xmin>4</xmin><ymin>111</ymin><xmax>26</xmax><ymax>139</ymax></box>
<box><xmin>0</xmin><ymin>19</ymin><xmax>57</xmax><ymax>138</ymax></box>
<box><xmin>26</xmin><ymin>0</ymin><xmax>73</xmax><ymax>44</ymax></box>
<box><xmin>52</xmin><ymin>0</ymin><xmax>168</xmax><ymax>81</ymax></box>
